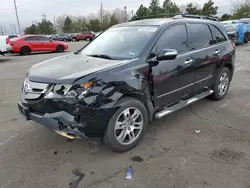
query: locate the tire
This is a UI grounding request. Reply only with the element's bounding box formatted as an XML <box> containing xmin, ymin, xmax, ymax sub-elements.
<box><xmin>72</xmin><ymin>38</ymin><xmax>76</xmax><ymax>42</ymax></box>
<box><xmin>63</xmin><ymin>38</ymin><xmax>67</xmax><ymax>42</ymax></box>
<box><xmin>86</xmin><ymin>37</ymin><xmax>90</xmax><ymax>41</ymax></box>
<box><xmin>210</xmin><ymin>67</ymin><xmax>231</xmax><ymax>100</ymax></box>
<box><xmin>103</xmin><ymin>97</ymin><xmax>148</xmax><ymax>152</ymax></box>
<box><xmin>244</xmin><ymin>35</ymin><xmax>248</xmax><ymax>43</ymax></box>
<box><xmin>20</xmin><ymin>46</ymin><xmax>31</xmax><ymax>55</ymax></box>
<box><xmin>56</xmin><ymin>45</ymin><xmax>64</xmax><ymax>53</ymax></box>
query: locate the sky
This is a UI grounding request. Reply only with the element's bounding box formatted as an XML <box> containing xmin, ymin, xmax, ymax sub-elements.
<box><xmin>1</xmin><ymin>0</ymin><xmax>232</xmax><ymax>33</ymax></box>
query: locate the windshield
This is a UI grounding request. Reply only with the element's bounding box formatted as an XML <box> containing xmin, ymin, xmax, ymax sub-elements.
<box><xmin>224</xmin><ymin>25</ymin><xmax>235</xmax><ymax>32</ymax></box>
<box><xmin>81</xmin><ymin>26</ymin><xmax>158</xmax><ymax>60</ymax></box>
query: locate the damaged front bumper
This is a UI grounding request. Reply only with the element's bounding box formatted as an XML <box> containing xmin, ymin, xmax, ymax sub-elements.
<box><xmin>17</xmin><ymin>102</ymin><xmax>118</xmax><ymax>140</ymax></box>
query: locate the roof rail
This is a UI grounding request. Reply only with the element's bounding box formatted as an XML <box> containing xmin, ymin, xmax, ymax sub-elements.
<box><xmin>129</xmin><ymin>13</ymin><xmax>218</xmax><ymax>22</ymax></box>
<box><xmin>129</xmin><ymin>13</ymin><xmax>179</xmax><ymax>21</ymax></box>
<box><xmin>173</xmin><ymin>14</ymin><xmax>218</xmax><ymax>21</ymax></box>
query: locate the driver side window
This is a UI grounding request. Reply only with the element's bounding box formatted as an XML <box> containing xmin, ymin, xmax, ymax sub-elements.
<box><xmin>156</xmin><ymin>24</ymin><xmax>189</xmax><ymax>54</ymax></box>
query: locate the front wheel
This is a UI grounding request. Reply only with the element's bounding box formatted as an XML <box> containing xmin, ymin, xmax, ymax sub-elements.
<box><xmin>56</xmin><ymin>45</ymin><xmax>64</xmax><ymax>53</ymax></box>
<box><xmin>103</xmin><ymin>97</ymin><xmax>148</xmax><ymax>152</ymax></box>
<box><xmin>210</xmin><ymin>67</ymin><xmax>231</xmax><ymax>100</ymax></box>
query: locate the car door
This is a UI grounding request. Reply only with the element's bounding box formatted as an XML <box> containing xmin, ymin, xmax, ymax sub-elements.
<box><xmin>24</xmin><ymin>36</ymin><xmax>40</xmax><ymax>51</ymax></box>
<box><xmin>38</xmin><ymin>36</ymin><xmax>54</xmax><ymax>51</ymax></box>
<box><xmin>186</xmin><ymin>23</ymin><xmax>223</xmax><ymax>94</ymax></box>
<box><xmin>151</xmin><ymin>23</ymin><xmax>196</xmax><ymax>108</ymax></box>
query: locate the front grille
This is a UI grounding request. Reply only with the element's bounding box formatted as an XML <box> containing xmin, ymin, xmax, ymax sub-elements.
<box><xmin>23</xmin><ymin>79</ymin><xmax>50</xmax><ymax>100</ymax></box>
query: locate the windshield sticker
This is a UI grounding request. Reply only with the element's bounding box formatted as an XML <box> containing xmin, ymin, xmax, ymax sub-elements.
<box><xmin>138</xmin><ymin>27</ymin><xmax>157</xmax><ymax>32</ymax></box>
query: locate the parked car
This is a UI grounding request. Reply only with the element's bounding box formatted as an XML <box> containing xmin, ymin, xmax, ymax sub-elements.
<box><xmin>18</xmin><ymin>15</ymin><xmax>235</xmax><ymax>152</ymax></box>
<box><xmin>8</xmin><ymin>35</ymin><xmax>18</xmax><ymax>39</ymax></box>
<box><xmin>52</xmin><ymin>33</ymin><xmax>72</xmax><ymax>42</ymax></box>
<box><xmin>224</xmin><ymin>24</ymin><xmax>239</xmax><ymax>44</ymax></box>
<box><xmin>72</xmin><ymin>32</ymin><xmax>94</xmax><ymax>41</ymax></box>
<box><xmin>0</xmin><ymin>35</ymin><xmax>12</xmax><ymax>56</ymax></box>
<box><xmin>10</xmin><ymin>35</ymin><xmax>68</xmax><ymax>55</ymax></box>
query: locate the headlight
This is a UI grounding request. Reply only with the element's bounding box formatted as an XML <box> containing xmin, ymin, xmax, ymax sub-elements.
<box><xmin>65</xmin><ymin>82</ymin><xmax>93</xmax><ymax>99</ymax></box>
<box><xmin>45</xmin><ymin>81</ymin><xmax>93</xmax><ymax>99</ymax></box>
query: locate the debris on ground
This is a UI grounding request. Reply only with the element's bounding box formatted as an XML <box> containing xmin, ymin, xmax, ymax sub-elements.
<box><xmin>69</xmin><ymin>168</ymin><xmax>84</xmax><ymax>188</ymax></box>
<box><xmin>195</xmin><ymin>129</ymin><xmax>201</xmax><ymax>134</ymax></box>
<box><xmin>126</xmin><ymin>166</ymin><xmax>133</xmax><ymax>180</ymax></box>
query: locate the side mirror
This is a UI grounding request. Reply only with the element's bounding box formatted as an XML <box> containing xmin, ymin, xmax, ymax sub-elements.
<box><xmin>157</xmin><ymin>49</ymin><xmax>177</xmax><ymax>61</ymax></box>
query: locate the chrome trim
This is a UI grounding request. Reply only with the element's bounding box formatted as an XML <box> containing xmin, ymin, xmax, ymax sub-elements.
<box><xmin>195</xmin><ymin>75</ymin><xmax>213</xmax><ymax>84</ymax></box>
<box><xmin>157</xmin><ymin>83</ymin><xmax>194</xmax><ymax>98</ymax></box>
<box><xmin>23</xmin><ymin>79</ymin><xmax>50</xmax><ymax>100</ymax></box>
<box><xmin>156</xmin><ymin>75</ymin><xmax>213</xmax><ymax>99</ymax></box>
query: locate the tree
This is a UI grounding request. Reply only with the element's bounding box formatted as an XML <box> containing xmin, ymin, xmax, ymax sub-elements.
<box><xmin>185</xmin><ymin>3</ymin><xmax>201</xmax><ymax>15</ymax></box>
<box><xmin>88</xmin><ymin>19</ymin><xmax>101</xmax><ymax>32</ymax></box>
<box><xmin>38</xmin><ymin>19</ymin><xmax>55</xmax><ymax>34</ymax></box>
<box><xmin>110</xmin><ymin>14</ymin><xmax>119</xmax><ymax>26</ymax></box>
<box><xmin>63</xmin><ymin>16</ymin><xmax>73</xmax><ymax>33</ymax></box>
<box><xmin>149</xmin><ymin>0</ymin><xmax>162</xmax><ymax>15</ymax></box>
<box><xmin>220</xmin><ymin>14</ymin><xmax>232</xmax><ymax>21</ymax></box>
<box><xmin>24</xmin><ymin>24</ymin><xmax>39</xmax><ymax>34</ymax></box>
<box><xmin>232</xmin><ymin>3</ymin><xmax>250</xmax><ymax>19</ymax></box>
<box><xmin>101</xmin><ymin>14</ymin><xmax>110</xmax><ymax>30</ymax></box>
<box><xmin>135</xmin><ymin>5</ymin><xmax>149</xmax><ymax>17</ymax></box>
<box><xmin>162</xmin><ymin>0</ymin><xmax>180</xmax><ymax>16</ymax></box>
<box><xmin>201</xmin><ymin>0</ymin><xmax>218</xmax><ymax>16</ymax></box>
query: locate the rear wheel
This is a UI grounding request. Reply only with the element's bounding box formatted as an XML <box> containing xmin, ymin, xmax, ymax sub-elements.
<box><xmin>210</xmin><ymin>67</ymin><xmax>231</xmax><ymax>100</ymax></box>
<box><xmin>56</xmin><ymin>45</ymin><xmax>64</xmax><ymax>53</ymax></box>
<box><xmin>72</xmin><ymin>38</ymin><xmax>76</xmax><ymax>42</ymax></box>
<box><xmin>244</xmin><ymin>35</ymin><xmax>248</xmax><ymax>43</ymax></box>
<box><xmin>103</xmin><ymin>97</ymin><xmax>148</xmax><ymax>152</ymax></box>
<box><xmin>20</xmin><ymin>46</ymin><xmax>31</xmax><ymax>55</ymax></box>
<box><xmin>86</xmin><ymin>37</ymin><xmax>90</xmax><ymax>41</ymax></box>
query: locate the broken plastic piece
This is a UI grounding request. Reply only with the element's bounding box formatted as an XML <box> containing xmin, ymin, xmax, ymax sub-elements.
<box><xmin>126</xmin><ymin>166</ymin><xmax>133</xmax><ymax>180</ymax></box>
<box><xmin>195</xmin><ymin>129</ymin><xmax>201</xmax><ymax>134</ymax></box>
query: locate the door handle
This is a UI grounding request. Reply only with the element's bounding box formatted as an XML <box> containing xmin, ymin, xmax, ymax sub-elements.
<box><xmin>184</xmin><ymin>59</ymin><xmax>193</xmax><ymax>65</ymax></box>
<box><xmin>214</xmin><ymin>49</ymin><xmax>221</xmax><ymax>55</ymax></box>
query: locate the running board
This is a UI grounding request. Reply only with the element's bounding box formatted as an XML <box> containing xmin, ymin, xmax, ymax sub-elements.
<box><xmin>155</xmin><ymin>90</ymin><xmax>214</xmax><ymax>119</ymax></box>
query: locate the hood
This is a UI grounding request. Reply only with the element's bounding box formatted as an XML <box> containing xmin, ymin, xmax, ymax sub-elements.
<box><xmin>28</xmin><ymin>53</ymin><xmax>127</xmax><ymax>84</ymax></box>
<box><xmin>227</xmin><ymin>31</ymin><xmax>237</xmax><ymax>35</ymax></box>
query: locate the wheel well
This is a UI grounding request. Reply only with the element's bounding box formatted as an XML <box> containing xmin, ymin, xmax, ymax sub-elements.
<box><xmin>223</xmin><ymin>63</ymin><xmax>233</xmax><ymax>80</ymax></box>
<box><xmin>57</xmin><ymin>44</ymin><xmax>64</xmax><ymax>49</ymax></box>
<box><xmin>21</xmin><ymin>46</ymin><xmax>30</xmax><ymax>51</ymax></box>
<box><xmin>121</xmin><ymin>93</ymin><xmax>154</xmax><ymax>122</ymax></box>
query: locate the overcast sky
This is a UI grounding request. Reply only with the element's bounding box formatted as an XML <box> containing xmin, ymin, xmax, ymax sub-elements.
<box><xmin>1</xmin><ymin>0</ymin><xmax>232</xmax><ymax>31</ymax></box>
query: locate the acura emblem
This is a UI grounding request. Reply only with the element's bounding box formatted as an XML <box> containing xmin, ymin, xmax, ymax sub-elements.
<box><xmin>24</xmin><ymin>82</ymin><xmax>32</xmax><ymax>94</ymax></box>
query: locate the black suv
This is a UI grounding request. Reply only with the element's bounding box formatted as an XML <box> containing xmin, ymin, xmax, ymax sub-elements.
<box><xmin>18</xmin><ymin>15</ymin><xmax>235</xmax><ymax>152</ymax></box>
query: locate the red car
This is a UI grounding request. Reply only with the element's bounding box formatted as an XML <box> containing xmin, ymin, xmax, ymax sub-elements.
<box><xmin>72</xmin><ymin>32</ymin><xmax>94</xmax><ymax>42</ymax></box>
<box><xmin>10</xmin><ymin>35</ymin><xmax>68</xmax><ymax>55</ymax></box>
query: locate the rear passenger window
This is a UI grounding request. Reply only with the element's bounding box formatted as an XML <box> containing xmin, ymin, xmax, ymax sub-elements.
<box><xmin>209</xmin><ymin>25</ymin><xmax>226</xmax><ymax>43</ymax></box>
<box><xmin>189</xmin><ymin>24</ymin><xmax>213</xmax><ymax>50</ymax></box>
<box><xmin>156</xmin><ymin>24</ymin><xmax>189</xmax><ymax>54</ymax></box>
<box><xmin>24</xmin><ymin>36</ymin><xmax>39</xmax><ymax>41</ymax></box>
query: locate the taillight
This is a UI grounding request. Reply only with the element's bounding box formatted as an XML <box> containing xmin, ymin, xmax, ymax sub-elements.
<box><xmin>6</xmin><ymin>38</ymin><xmax>10</xmax><ymax>44</ymax></box>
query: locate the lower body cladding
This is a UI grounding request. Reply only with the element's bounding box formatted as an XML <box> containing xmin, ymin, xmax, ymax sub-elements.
<box><xmin>17</xmin><ymin>102</ymin><xmax>118</xmax><ymax>140</ymax></box>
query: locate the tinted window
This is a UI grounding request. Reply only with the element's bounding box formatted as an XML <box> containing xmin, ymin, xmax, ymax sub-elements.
<box><xmin>189</xmin><ymin>24</ymin><xmax>213</xmax><ymax>50</ymax></box>
<box><xmin>39</xmin><ymin>37</ymin><xmax>50</xmax><ymax>41</ymax></box>
<box><xmin>210</xmin><ymin>25</ymin><xmax>226</xmax><ymax>43</ymax></box>
<box><xmin>157</xmin><ymin>24</ymin><xmax>189</xmax><ymax>54</ymax></box>
<box><xmin>24</xmin><ymin>36</ymin><xmax>39</xmax><ymax>41</ymax></box>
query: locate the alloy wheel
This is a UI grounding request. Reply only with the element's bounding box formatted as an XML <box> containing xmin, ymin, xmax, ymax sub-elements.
<box><xmin>114</xmin><ymin>107</ymin><xmax>143</xmax><ymax>145</ymax></box>
<box><xmin>218</xmin><ymin>72</ymin><xmax>229</xmax><ymax>96</ymax></box>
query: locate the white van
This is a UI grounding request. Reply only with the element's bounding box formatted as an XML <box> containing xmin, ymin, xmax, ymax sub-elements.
<box><xmin>0</xmin><ymin>35</ymin><xmax>12</xmax><ymax>55</ymax></box>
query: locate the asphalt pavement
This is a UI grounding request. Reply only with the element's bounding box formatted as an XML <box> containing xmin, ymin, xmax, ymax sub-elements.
<box><xmin>1</xmin><ymin>42</ymin><xmax>250</xmax><ymax>188</ymax></box>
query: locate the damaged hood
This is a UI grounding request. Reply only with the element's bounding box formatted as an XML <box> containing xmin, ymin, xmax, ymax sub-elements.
<box><xmin>28</xmin><ymin>53</ymin><xmax>126</xmax><ymax>84</ymax></box>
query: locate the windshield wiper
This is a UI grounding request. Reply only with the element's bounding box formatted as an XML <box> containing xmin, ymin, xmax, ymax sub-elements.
<box><xmin>88</xmin><ymin>54</ymin><xmax>116</xmax><ymax>60</ymax></box>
